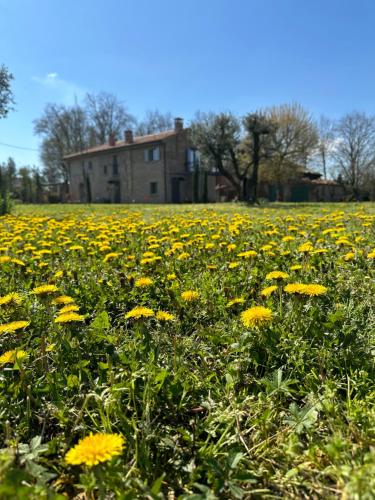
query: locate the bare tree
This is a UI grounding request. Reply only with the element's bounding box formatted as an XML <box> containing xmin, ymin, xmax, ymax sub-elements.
<box><xmin>191</xmin><ymin>111</ymin><xmax>280</xmax><ymax>203</ymax></box>
<box><xmin>190</xmin><ymin>112</ymin><xmax>245</xmax><ymax>199</ymax></box>
<box><xmin>135</xmin><ymin>109</ymin><xmax>174</xmax><ymax>136</ymax></box>
<box><xmin>332</xmin><ymin>111</ymin><xmax>375</xmax><ymax>199</ymax></box>
<box><xmin>261</xmin><ymin>103</ymin><xmax>318</xmax><ymax>199</ymax></box>
<box><xmin>34</xmin><ymin>93</ymin><xmax>135</xmax><ymax>185</ymax></box>
<box><xmin>242</xmin><ymin>113</ymin><xmax>274</xmax><ymax>202</ymax></box>
<box><xmin>85</xmin><ymin>92</ymin><xmax>136</xmax><ymax>144</ymax></box>
<box><xmin>34</xmin><ymin>103</ymin><xmax>89</xmax><ymax>183</ymax></box>
<box><xmin>316</xmin><ymin>116</ymin><xmax>334</xmax><ymax>179</ymax></box>
<box><xmin>0</xmin><ymin>65</ymin><xmax>14</xmax><ymax>119</ymax></box>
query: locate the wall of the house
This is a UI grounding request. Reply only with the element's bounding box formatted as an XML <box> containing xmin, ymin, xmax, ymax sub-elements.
<box><xmin>125</xmin><ymin>146</ymin><xmax>166</xmax><ymax>203</ymax></box>
<box><xmin>165</xmin><ymin>130</ymin><xmax>191</xmax><ymax>203</ymax></box>
<box><xmin>68</xmin><ymin>152</ymin><xmax>122</xmax><ymax>203</ymax></box>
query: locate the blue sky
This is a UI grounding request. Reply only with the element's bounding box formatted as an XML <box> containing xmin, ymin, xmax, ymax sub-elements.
<box><xmin>1</xmin><ymin>0</ymin><xmax>375</xmax><ymax>167</ymax></box>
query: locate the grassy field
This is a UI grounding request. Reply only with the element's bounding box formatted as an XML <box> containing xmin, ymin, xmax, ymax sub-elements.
<box><xmin>0</xmin><ymin>203</ymin><xmax>374</xmax><ymax>499</ymax></box>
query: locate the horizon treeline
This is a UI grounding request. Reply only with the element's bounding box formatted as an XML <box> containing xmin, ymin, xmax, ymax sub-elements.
<box><xmin>3</xmin><ymin>92</ymin><xmax>375</xmax><ymax>201</ymax></box>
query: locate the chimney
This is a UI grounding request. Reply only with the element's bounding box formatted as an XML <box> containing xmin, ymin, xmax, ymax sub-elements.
<box><xmin>174</xmin><ymin>117</ymin><xmax>184</xmax><ymax>133</ymax></box>
<box><xmin>124</xmin><ymin>130</ymin><xmax>134</xmax><ymax>143</ymax></box>
<box><xmin>109</xmin><ymin>133</ymin><xmax>116</xmax><ymax>146</ymax></box>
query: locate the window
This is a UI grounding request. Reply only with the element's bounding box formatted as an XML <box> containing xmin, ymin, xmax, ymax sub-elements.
<box><xmin>150</xmin><ymin>182</ymin><xmax>158</xmax><ymax>195</ymax></box>
<box><xmin>186</xmin><ymin>148</ymin><xmax>199</xmax><ymax>172</ymax></box>
<box><xmin>88</xmin><ymin>161</ymin><xmax>93</xmax><ymax>171</ymax></box>
<box><xmin>187</xmin><ymin>148</ymin><xmax>200</xmax><ymax>171</ymax></box>
<box><xmin>187</xmin><ymin>148</ymin><xmax>195</xmax><ymax>164</ymax></box>
<box><xmin>103</xmin><ymin>165</ymin><xmax>108</xmax><ymax>175</ymax></box>
<box><xmin>112</xmin><ymin>155</ymin><xmax>118</xmax><ymax>176</ymax></box>
<box><xmin>144</xmin><ymin>147</ymin><xmax>160</xmax><ymax>162</ymax></box>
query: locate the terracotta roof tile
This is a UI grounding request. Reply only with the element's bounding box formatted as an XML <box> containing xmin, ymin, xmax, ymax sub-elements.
<box><xmin>63</xmin><ymin>129</ymin><xmax>178</xmax><ymax>160</ymax></box>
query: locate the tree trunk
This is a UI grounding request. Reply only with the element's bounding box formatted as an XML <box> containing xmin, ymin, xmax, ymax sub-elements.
<box><xmin>240</xmin><ymin>178</ymin><xmax>247</xmax><ymax>201</ymax></box>
<box><xmin>248</xmin><ymin>131</ymin><xmax>260</xmax><ymax>203</ymax></box>
<box><xmin>322</xmin><ymin>149</ymin><xmax>327</xmax><ymax>179</ymax></box>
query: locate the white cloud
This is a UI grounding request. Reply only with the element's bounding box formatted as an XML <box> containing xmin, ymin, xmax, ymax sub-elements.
<box><xmin>32</xmin><ymin>73</ymin><xmax>86</xmax><ymax>104</ymax></box>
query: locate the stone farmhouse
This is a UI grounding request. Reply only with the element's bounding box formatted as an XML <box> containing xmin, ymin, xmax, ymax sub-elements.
<box><xmin>63</xmin><ymin>118</ymin><xmax>218</xmax><ymax>203</ymax></box>
<box><xmin>63</xmin><ymin>118</ymin><xmax>344</xmax><ymax>204</ymax></box>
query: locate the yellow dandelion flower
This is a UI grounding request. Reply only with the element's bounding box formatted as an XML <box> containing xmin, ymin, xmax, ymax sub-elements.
<box><xmin>11</xmin><ymin>258</ymin><xmax>26</xmax><ymax>266</ymax></box>
<box><xmin>265</xmin><ymin>271</ymin><xmax>289</xmax><ymax>280</ymax></box>
<box><xmin>299</xmin><ymin>284</ymin><xmax>328</xmax><ymax>296</ymax></box>
<box><xmin>368</xmin><ymin>251</ymin><xmax>375</xmax><ymax>259</ymax></box>
<box><xmin>260</xmin><ymin>244</ymin><xmax>273</xmax><ymax>252</ymax></box>
<box><xmin>55</xmin><ymin>312</ymin><xmax>85</xmax><ymax>323</ymax></box>
<box><xmin>59</xmin><ymin>304</ymin><xmax>80</xmax><ymax>314</ymax></box>
<box><xmin>284</xmin><ymin>283</ymin><xmax>306</xmax><ymax>294</ymax></box>
<box><xmin>0</xmin><ymin>321</ymin><xmax>30</xmax><ymax>334</ymax></box>
<box><xmin>140</xmin><ymin>256</ymin><xmax>162</xmax><ymax>265</ymax></box>
<box><xmin>226</xmin><ymin>297</ymin><xmax>245</xmax><ymax>307</ymax></box>
<box><xmin>237</xmin><ymin>250</ymin><xmax>257</xmax><ymax>259</ymax></box>
<box><xmin>228</xmin><ymin>262</ymin><xmax>240</xmax><ymax>269</ymax></box>
<box><xmin>261</xmin><ymin>285</ymin><xmax>278</xmax><ymax>297</ymax></box>
<box><xmin>335</xmin><ymin>238</ymin><xmax>352</xmax><ymax>246</ymax></box>
<box><xmin>181</xmin><ymin>290</ymin><xmax>199</xmax><ymax>302</ymax></box>
<box><xmin>142</xmin><ymin>251</ymin><xmax>156</xmax><ymax>258</ymax></box>
<box><xmin>298</xmin><ymin>242</ymin><xmax>314</xmax><ymax>253</ymax></box>
<box><xmin>167</xmin><ymin>273</ymin><xmax>177</xmax><ymax>280</ymax></box>
<box><xmin>177</xmin><ymin>252</ymin><xmax>190</xmax><ymax>260</ymax></box>
<box><xmin>99</xmin><ymin>245</ymin><xmax>111</xmax><ymax>253</ymax></box>
<box><xmin>290</xmin><ymin>265</ymin><xmax>302</xmax><ymax>271</ymax></box>
<box><xmin>125</xmin><ymin>306</ymin><xmax>154</xmax><ymax>319</ymax></box>
<box><xmin>34</xmin><ymin>249</ymin><xmax>52</xmax><ymax>256</ymax></box>
<box><xmin>65</xmin><ymin>433</ymin><xmax>125</xmax><ymax>467</ymax></box>
<box><xmin>134</xmin><ymin>277</ymin><xmax>153</xmax><ymax>288</ymax></box>
<box><xmin>0</xmin><ymin>293</ymin><xmax>22</xmax><ymax>306</ymax></box>
<box><xmin>103</xmin><ymin>252</ymin><xmax>120</xmax><ymax>263</ymax></box>
<box><xmin>53</xmin><ymin>295</ymin><xmax>75</xmax><ymax>305</ymax></box>
<box><xmin>156</xmin><ymin>311</ymin><xmax>176</xmax><ymax>321</ymax></box>
<box><xmin>32</xmin><ymin>284</ymin><xmax>59</xmax><ymax>295</ymax></box>
<box><xmin>241</xmin><ymin>306</ymin><xmax>273</xmax><ymax>328</ymax></box>
<box><xmin>0</xmin><ymin>349</ymin><xmax>28</xmax><ymax>365</ymax></box>
<box><xmin>0</xmin><ymin>256</ymin><xmax>11</xmax><ymax>264</ymax></box>
<box><xmin>343</xmin><ymin>252</ymin><xmax>355</xmax><ymax>261</ymax></box>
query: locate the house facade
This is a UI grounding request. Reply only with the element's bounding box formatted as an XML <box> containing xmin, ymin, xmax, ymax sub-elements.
<box><xmin>63</xmin><ymin>118</ymin><xmax>218</xmax><ymax>204</ymax></box>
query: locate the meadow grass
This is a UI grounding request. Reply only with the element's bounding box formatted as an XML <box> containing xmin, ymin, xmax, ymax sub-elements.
<box><xmin>0</xmin><ymin>202</ymin><xmax>374</xmax><ymax>499</ymax></box>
